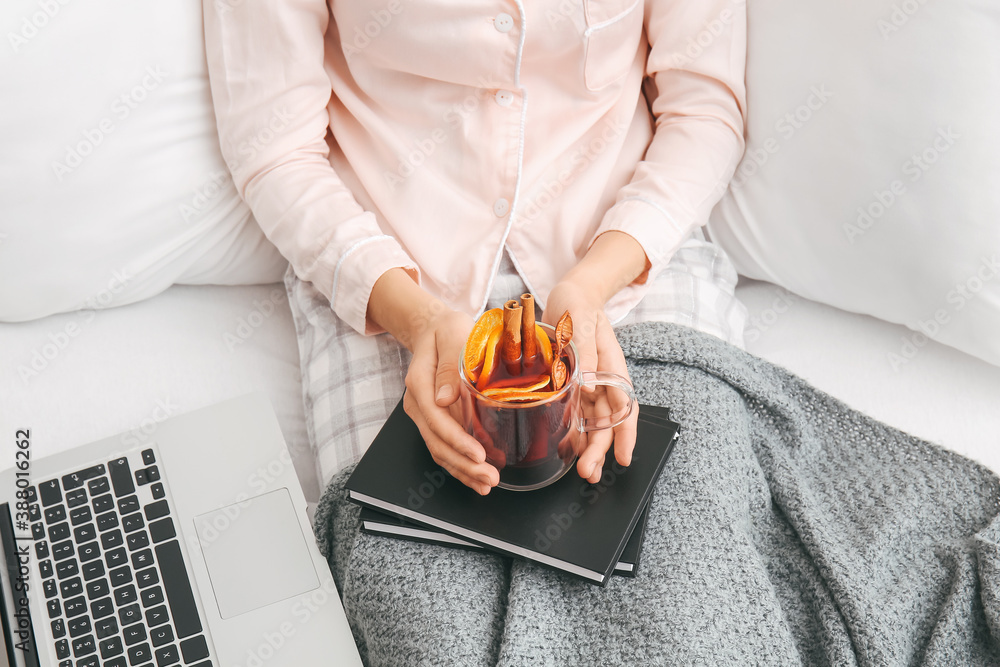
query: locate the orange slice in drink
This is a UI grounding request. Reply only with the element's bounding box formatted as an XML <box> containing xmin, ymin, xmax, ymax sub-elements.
<box><xmin>463</xmin><ymin>308</ymin><xmax>503</xmax><ymax>382</ymax></box>
<box><xmin>476</xmin><ymin>329</ymin><xmax>503</xmax><ymax>389</ymax></box>
<box><xmin>481</xmin><ymin>375</ymin><xmax>551</xmax><ymax>398</ymax></box>
<box><xmin>480</xmin><ymin>389</ymin><xmax>559</xmax><ymax>403</ymax></box>
<box><xmin>536</xmin><ymin>324</ymin><xmax>553</xmax><ymax>366</ymax></box>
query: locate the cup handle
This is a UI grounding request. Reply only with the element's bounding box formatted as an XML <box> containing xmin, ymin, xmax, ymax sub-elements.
<box><xmin>577</xmin><ymin>371</ymin><xmax>637</xmax><ymax>433</ymax></box>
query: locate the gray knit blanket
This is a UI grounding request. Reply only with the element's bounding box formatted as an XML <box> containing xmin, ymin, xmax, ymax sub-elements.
<box><xmin>313</xmin><ymin>322</ymin><xmax>1000</xmax><ymax>666</ymax></box>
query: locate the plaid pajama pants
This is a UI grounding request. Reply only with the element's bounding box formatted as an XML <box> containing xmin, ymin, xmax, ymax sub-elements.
<box><xmin>286</xmin><ymin>232</ymin><xmax>747</xmax><ymax>487</ymax></box>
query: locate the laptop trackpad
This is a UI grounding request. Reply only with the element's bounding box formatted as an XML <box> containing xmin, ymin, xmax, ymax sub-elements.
<box><xmin>194</xmin><ymin>488</ymin><xmax>319</xmax><ymax>619</ymax></box>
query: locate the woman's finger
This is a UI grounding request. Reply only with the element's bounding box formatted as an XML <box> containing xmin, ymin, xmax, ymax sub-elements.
<box><xmin>405</xmin><ymin>338</ymin><xmax>487</xmax><ymax>464</ymax></box>
<box><xmin>433</xmin><ymin>313</ymin><xmax>471</xmax><ymax>406</ymax></box>
<box><xmin>404</xmin><ymin>391</ymin><xmax>498</xmax><ymax>493</ymax></box>
<box><xmin>576</xmin><ymin>390</ymin><xmax>614</xmax><ymax>480</ymax></box>
<box><xmin>596</xmin><ymin>316</ymin><xmax>638</xmax><ymax>466</ymax></box>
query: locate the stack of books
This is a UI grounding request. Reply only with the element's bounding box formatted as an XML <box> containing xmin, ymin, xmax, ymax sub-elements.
<box><xmin>345</xmin><ymin>399</ymin><xmax>680</xmax><ymax>586</ymax></box>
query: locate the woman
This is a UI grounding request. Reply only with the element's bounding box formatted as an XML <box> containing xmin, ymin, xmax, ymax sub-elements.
<box><xmin>204</xmin><ymin>0</ymin><xmax>747</xmax><ymax>494</ymax></box>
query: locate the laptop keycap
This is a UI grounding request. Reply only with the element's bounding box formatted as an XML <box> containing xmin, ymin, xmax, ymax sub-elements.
<box><xmin>63</xmin><ymin>596</ymin><xmax>87</xmax><ymax>617</ymax></box>
<box><xmin>95</xmin><ymin>616</ymin><xmax>119</xmax><ymax>638</ymax></box>
<box><xmin>136</xmin><ymin>567</ymin><xmax>159</xmax><ymax>588</ymax></box>
<box><xmin>65</xmin><ymin>488</ymin><xmax>88</xmax><ymax>508</ymax></box>
<box><xmin>110</xmin><ymin>565</ymin><xmax>133</xmax><ymax>587</ymax></box>
<box><xmin>149</xmin><ymin>518</ymin><xmax>175</xmax><ymax>543</ymax></box>
<box><xmin>48</xmin><ymin>522</ymin><xmax>70</xmax><ymax>542</ymax></box>
<box><xmin>155</xmin><ymin>541</ymin><xmax>201</xmax><ymax>637</ymax></box>
<box><xmin>118</xmin><ymin>495</ymin><xmax>140</xmax><ymax>515</ymax></box>
<box><xmin>52</xmin><ymin>540</ymin><xmax>74</xmax><ymax>561</ymax></box>
<box><xmin>150</xmin><ymin>625</ymin><xmax>174</xmax><ymax>647</ymax></box>
<box><xmin>144</xmin><ymin>500</ymin><xmax>170</xmax><ymax>522</ymax></box>
<box><xmin>127</xmin><ymin>642</ymin><xmax>152</xmax><ymax>665</ymax></box>
<box><xmin>55</xmin><ymin>558</ymin><xmax>79</xmax><ymax>579</ymax></box>
<box><xmin>87</xmin><ymin>476</ymin><xmax>111</xmax><ymax>497</ymax></box>
<box><xmin>40</xmin><ymin>479</ymin><xmax>62</xmax><ymax>506</ymax></box>
<box><xmin>70</xmin><ymin>506</ymin><xmax>93</xmax><ymax>526</ymax></box>
<box><xmin>73</xmin><ymin>523</ymin><xmax>97</xmax><ymax>543</ymax></box>
<box><xmin>100</xmin><ymin>635</ymin><xmax>125</xmax><ymax>658</ymax></box>
<box><xmin>92</xmin><ymin>494</ymin><xmax>114</xmax><ymax>514</ymax></box>
<box><xmin>114</xmin><ymin>584</ymin><xmax>138</xmax><ymax>606</ymax></box>
<box><xmin>106</xmin><ymin>546</ymin><xmax>128</xmax><ymax>568</ymax></box>
<box><xmin>123</xmin><ymin>622</ymin><xmax>147</xmax><ymax>646</ymax></box>
<box><xmin>109</xmin><ymin>458</ymin><xmax>135</xmax><ymax>497</ymax></box>
<box><xmin>155</xmin><ymin>643</ymin><xmax>180</xmax><ymax>666</ymax></box>
<box><xmin>101</xmin><ymin>529</ymin><xmax>125</xmax><ymax>550</ymax></box>
<box><xmin>71</xmin><ymin>634</ymin><xmax>96</xmax><ymax>657</ymax></box>
<box><xmin>81</xmin><ymin>559</ymin><xmax>104</xmax><ymax>581</ymax></box>
<box><xmin>86</xmin><ymin>578</ymin><xmax>110</xmax><ymax>600</ymax></box>
<box><xmin>119</xmin><ymin>603</ymin><xmax>142</xmax><ymax>625</ymax></box>
<box><xmin>68</xmin><ymin>615</ymin><xmax>91</xmax><ymax>638</ymax></box>
<box><xmin>127</xmin><ymin>531</ymin><xmax>150</xmax><ymax>551</ymax></box>
<box><xmin>122</xmin><ymin>512</ymin><xmax>145</xmax><ymax>533</ymax></box>
<box><xmin>96</xmin><ymin>512</ymin><xmax>119</xmax><ymax>532</ymax></box>
<box><xmin>44</xmin><ymin>505</ymin><xmax>67</xmax><ymax>524</ymax></box>
<box><xmin>141</xmin><ymin>586</ymin><xmax>164</xmax><ymax>608</ymax></box>
<box><xmin>78</xmin><ymin>541</ymin><xmax>100</xmax><ymax>562</ymax></box>
<box><xmin>132</xmin><ymin>549</ymin><xmax>153</xmax><ymax>569</ymax></box>
<box><xmin>91</xmin><ymin>596</ymin><xmax>114</xmax><ymax>619</ymax></box>
<box><xmin>180</xmin><ymin>636</ymin><xmax>210</xmax><ymax>663</ymax></box>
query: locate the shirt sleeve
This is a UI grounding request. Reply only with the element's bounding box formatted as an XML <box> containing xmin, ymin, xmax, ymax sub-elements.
<box><xmin>203</xmin><ymin>0</ymin><xmax>419</xmax><ymax>335</ymax></box>
<box><xmin>592</xmin><ymin>0</ymin><xmax>747</xmax><ymax>284</ymax></box>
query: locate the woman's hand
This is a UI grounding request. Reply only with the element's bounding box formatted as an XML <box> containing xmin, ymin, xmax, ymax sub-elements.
<box><xmin>543</xmin><ymin>279</ymin><xmax>639</xmax><ymax>484</ymax></box>
<box><xmin>368</xmin><ymin>269</ymin><xmax>500</xmax><ymax>495</ymax></box>
<box><xmin>543</xmin><ymin>231</ymin><xmax>648</xmax><ymax>484</ymax></box>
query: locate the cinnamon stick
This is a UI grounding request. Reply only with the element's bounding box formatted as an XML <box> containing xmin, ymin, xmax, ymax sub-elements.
<box><xmin>501</xmin><ymin>299</ymin><xmax>522</xmax><ymax>375</ymax></box>
<box><xmin>520</xmin><ymin>293</ymin><xmax>537</xmax><ymax>366</ymax></box>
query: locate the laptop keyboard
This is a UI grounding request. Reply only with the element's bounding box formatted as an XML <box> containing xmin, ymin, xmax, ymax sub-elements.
<box><xmin>26</xmin><ymin>446</ymin><xmax>213</xmax><ymax>666</ymax></box>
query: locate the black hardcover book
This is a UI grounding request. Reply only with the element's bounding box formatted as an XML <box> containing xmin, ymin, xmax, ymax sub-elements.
<box><xmin>359</xmin><ymin>493</ymin><xmax>653</xmax><ymax>577</ymax></box>
<box><xmin>345</xmin><ymin>399</ymin><xmax>679</xmax><ymax>585</ymax></box>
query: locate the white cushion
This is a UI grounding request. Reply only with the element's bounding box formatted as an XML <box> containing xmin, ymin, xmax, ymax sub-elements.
<box><xmin>738</xmin><ymin>279</ymin><xmax>1000</xmax><ymax>474</ymax></box>
<box><xmin>707</xmin><ymin>0</ymin><xmax>1000</xmax><ymax>366</ymax></box>
<box><xmin>0</xmin><ymin>283</ymin><xmax>320</xmax><ymax>503</ymax></box>
<box><xmin>0</xmin><ymin>0</ymin><xmax>286</xmax><ymax>322</ymax></box>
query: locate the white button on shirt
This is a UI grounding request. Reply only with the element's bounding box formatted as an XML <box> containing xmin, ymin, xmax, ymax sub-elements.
<box><xmin>494</xmin><ymin>90</ymin><xmax>514</xmax><ymax>108</ymax></box>
<box><xmin>493</xmin><ymin>198</ymin><xmax>511</xmax><ymax>217</ymax></box>
<box><xmin>494</xmin><ymin>13</ymin><xmax>514</xmax><ymax>33</ymax></box>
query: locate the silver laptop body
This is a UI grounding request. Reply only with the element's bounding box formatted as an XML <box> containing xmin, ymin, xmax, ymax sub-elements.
<box><xmin>0</xmin><ymin>393</ymin><xmax>361</xmax><ymax>667</ymax></box>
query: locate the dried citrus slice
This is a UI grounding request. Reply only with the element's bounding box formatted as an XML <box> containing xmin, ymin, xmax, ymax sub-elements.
<box><xmin>482</xmin><ymin>374</ymin><xmax>549</xmax><ymax>391</ymax></box>
<box><xmin>536</xmin><ymin>324</ymin><xmax>553</xmax><ymax>366</ymax></box>
<box><xmin>475</xmin><ymin>329</ymin><xmax>503</xmax><ymax>390</ymax></box>
<box><xmin>463</xmin><ymin>308</ymin><xmax>503</xmax><ymax>382</ymax></box>
<box><xmin>481</xmin><ymin>375</ymin><xmax>551</xmax><ymax>397</ymax></box>
<box><xmin>480</xmin><ymin>389</ymin><xmax>559</xmax><ymax>403</ymax></box>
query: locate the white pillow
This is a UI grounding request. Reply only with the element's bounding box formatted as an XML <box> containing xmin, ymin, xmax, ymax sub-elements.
<box><xmin>0</xmin><ymin>0</ymin><xmax>286</xmax><ymax>322</ymax></box>
<box><xmin>706</xmin><ymin>0</ymin><xmax>1000</xmax><ymax>367</ymax></box>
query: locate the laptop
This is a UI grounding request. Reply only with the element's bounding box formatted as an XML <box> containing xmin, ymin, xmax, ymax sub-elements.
<box><xmin>0</xmin><ymin>393</ymin><xmax>362</xmax><ymax>667</ymax></box>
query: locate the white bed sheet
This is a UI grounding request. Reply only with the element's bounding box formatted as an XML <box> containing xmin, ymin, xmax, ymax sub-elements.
<box><xmin>737</xmin><ymin>279</ymin><xmax>1000</xmax><ymax>473</ymax></box>
<box><xmin>0</xmin><ymin>283</ymin><xmax>320</xmax><ymax>503</ymax></box>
